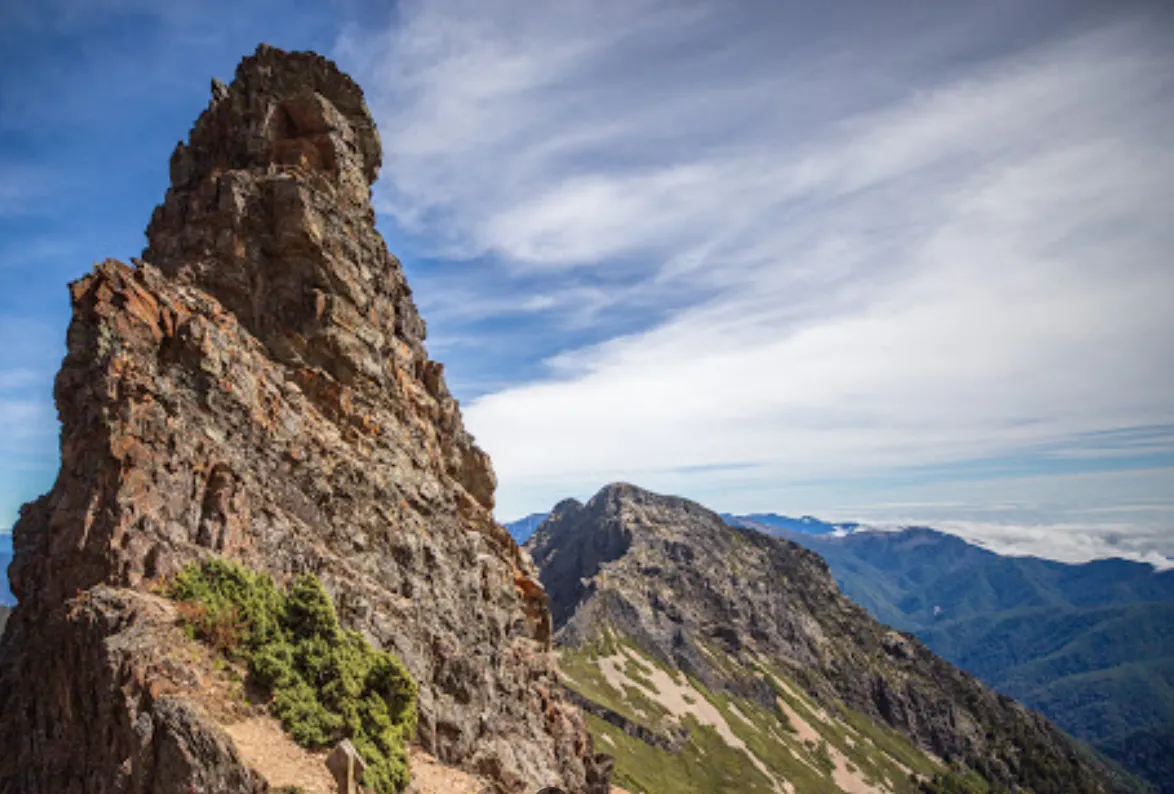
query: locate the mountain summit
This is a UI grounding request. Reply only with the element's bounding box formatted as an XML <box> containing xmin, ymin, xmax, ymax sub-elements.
<box><xmin>0</xmin><ymin>45</ymin><xmax>607</xmax><ymax>793</ymax></box>
<box><xmin>526</xmin><ymin>483</ymin><xmax>1127</xmax><ymax>794</ymax></box>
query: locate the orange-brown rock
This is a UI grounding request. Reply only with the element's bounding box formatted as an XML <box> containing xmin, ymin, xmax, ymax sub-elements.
<box><xmin>0</xmin><ymin>44</ymin><xmax>608</xmax><ymax>794</ymax></box>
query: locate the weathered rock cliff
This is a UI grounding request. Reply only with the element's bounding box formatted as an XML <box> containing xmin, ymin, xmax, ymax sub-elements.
<box><xmin>0</xmin><ymin>44</ymin><xmax>608</xmax><ymax>794</ymax></box>
<box><xmin>527</xmin><ymin>483</ymin><xmax>1125</xmax><ymax>794</ymax></box>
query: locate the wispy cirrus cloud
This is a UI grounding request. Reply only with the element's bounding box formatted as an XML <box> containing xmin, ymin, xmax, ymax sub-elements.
<box><xmin>337</xmin><ymin>2</ymin><xmax>1174</xmax><ymax>549</ymax></box>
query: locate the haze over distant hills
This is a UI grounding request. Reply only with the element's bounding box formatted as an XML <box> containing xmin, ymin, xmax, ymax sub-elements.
<box><xmin>721</xmin><ymin>513</ymin><xmax>862</xmax><ymax>536</ymax></box>
<box><xmin>502</xmin><ymin>512</ymin><xmax>549</xmax><ymax>544</ymax></box>
<box><xmin>750</xmin><ymin>522</ymin><xmax>1174</xmax><ymax>794</ymax></box>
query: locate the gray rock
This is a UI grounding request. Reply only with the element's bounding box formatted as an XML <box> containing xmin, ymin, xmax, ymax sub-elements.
<box><xmin>0</xmin><ymin>587</ymin><xmax>268</xmax><ymax>793</ymax></box>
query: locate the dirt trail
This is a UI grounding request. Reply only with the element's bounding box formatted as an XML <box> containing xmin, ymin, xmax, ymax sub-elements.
<box><xmin>225</xmin><ymin>716</ymin><xmax>490</xmax><ymax>794</ymax></box>
<box><xmin>225</xmin><ymin>716</ymin><xmax>335</xmax><ymax>794</ymax></box>
<box><xmin>406</xmin><ymin>746</ymin><xmax>491</xmax><ymax>793</ymax></box>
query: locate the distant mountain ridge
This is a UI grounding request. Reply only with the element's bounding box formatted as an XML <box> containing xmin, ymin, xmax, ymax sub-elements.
<box><xmin>777</xmin><ymin>526</ymin><xmax>1174</xmax><ymax>628</ymax></box>
<box><xmin>722</xmin><ymin>512</ymin><xmax>862</xmax><ymax>535</ymax></box>
<box><xmin>524</xmin><ymin>483</ymin><xmax>1130</xmax><ymax>794</ymax></box>
<box><xmin>502</xmin><ymin>512</ymin><xmax>549</xmax><ymax>544</ymax></box>
<box><xmin>502</xmin><ymin>510</ymin><xmax>860</xmax><ymax>545</ymax></box>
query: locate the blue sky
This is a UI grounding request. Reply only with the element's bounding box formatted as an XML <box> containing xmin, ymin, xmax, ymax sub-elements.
<box><xmin>1</xmin><ymin>0</ymin><xmax>1172</xmax><ymax>566</ymax></box>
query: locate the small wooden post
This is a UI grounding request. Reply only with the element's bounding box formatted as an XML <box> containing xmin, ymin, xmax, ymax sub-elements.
<box><xmin>325</xmin><ymin>739</ymin><xmax>368</xmax><ymax>794</ymax></box>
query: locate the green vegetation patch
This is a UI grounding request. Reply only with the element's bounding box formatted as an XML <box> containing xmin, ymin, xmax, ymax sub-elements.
<box><xmin>917</xmin><ymin>768</ymin><xmax>995</xmax><ymax>794</ymax></box>
<box><xmin>170</xmin><ymin>559</ymin><xmax>417</xmax><ymax>793</ymax></box>
<box><xmin>587</xmin><ymin>713</ymin><xmax>781</xmax><ymax>794</ymax></box>
<box><xmin>624</xmin><ymin>655</ymin><xmax>659</xmax><ymax>693</ymax></box>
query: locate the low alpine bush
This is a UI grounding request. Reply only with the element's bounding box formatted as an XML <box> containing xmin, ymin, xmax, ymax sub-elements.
<box><xmin>170</xmin><ymin>558</ymin><xmax>417</xmax><ymax>793</ymax></box>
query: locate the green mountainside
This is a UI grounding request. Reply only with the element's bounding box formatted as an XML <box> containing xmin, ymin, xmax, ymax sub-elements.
<box><xmin>560</xmin><ymin>629</ymin><xmax>948</xmax><ymax>794</ymax></box>
<box><xmin>780</xmin><ymin>528</ymin><xmax>1174</xmax><ymax>792</ymax></box>
<box><xmin>525</xmin><ymin>484</ymin><xmax>1135</xmax><ymax>794</ymax></box>
<box><xmin>920</xmin><ymin>605</ymin><xmax>1174</xmax><ymax>792</ymax></box>
<box><xmin>776</xmin><ymin>528</ymin><xmax>1174</xmax><ymax>629</ymax></box>
<box><xmin>1098</xmin><ymin>724</ymin><xmax>1174</xmax><ymax>794</ymax></box>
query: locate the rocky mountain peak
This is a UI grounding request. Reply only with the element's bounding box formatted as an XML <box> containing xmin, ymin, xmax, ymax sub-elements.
<box><xmin>167</xmin><ymin>43</ymin><xmax>381</xmax><ymax>191</ymax></box>
<box><xmin>529</xmin><ymin>484</ymin><xmax>832</xmax><ymax>650</ymax></box>
<box><xmin>0</xmin><ymin>46</ymin><xmax>607</xmax><ymax>793</ymax></box>
<box><xmin>585</xmin><ymin>482</ymin><xmax>644</xmax><ymax>505</ymax></box>
<box><xmin>527</xmin><ymin>484</ymin><xmax>1124</xmax><ymax>793</ymax></box>
<box><xmin>563</xmin><ymin>482</ymin><xmax>732</xmax><ymax>540</ymax></box>
<box><xmin>142</xmin><ymin>46</ymin><xmax>445</xmax><ymax>440</ymax></box>
<box><xmin>529</xmin><ymin>484</ymin><xmax>836</xmax><ymax>635</ymax></box>
<box><xmin>148</xmin><ymin>44</ymin><xmax>493</xmax><ymax>512</ymax></box>
<box><xmin>549</xmin><ymin>497</ymin><xmax>584</xmax><ymax>518</ymax></box>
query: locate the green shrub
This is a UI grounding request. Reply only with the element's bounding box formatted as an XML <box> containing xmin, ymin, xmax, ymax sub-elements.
<box><xmin>170</xmin><ymin>558</ymin><xmax>417</xmax><ymax>793</ymax></box>
<box><xmin>813</xmin><ymin>739</ymin><xmax>834</xmax><ymax>775</ymax></box>
<box><xmin>918</xmin><ymin>769</ymin><xmax>997</xmax><ymax>794</ymax></box>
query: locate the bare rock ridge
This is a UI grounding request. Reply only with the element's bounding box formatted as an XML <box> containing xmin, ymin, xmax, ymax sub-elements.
<box><xmin>0</xmin><ymin>44</ymin><xmax>608</xmax><ymax>794</ymax></box>
<box><xmin>527</xmin><ymin>483</ymin><xmax>1127</xmax><ymax>794</ymax></box>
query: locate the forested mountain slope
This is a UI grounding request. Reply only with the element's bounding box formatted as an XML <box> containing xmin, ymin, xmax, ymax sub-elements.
<box><xmin>781</xmin><ymin>527</ymin><xmax>1174</xmax><ymax>793</ymax></box>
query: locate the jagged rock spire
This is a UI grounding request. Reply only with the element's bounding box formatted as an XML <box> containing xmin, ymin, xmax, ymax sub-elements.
<box><xmin>145</xmin><ymin>46</ymin><xmax>414</xmax><ymax>387</ymax></box>
<box><xmin>0</xmin><ymin>46</ymin><xmax>607</xmax><ymax>793</ymax></box>
<box><xmin>143</xmin><ymin>44</ymin><xmax>493</xmax><ymax>510</ymax></box>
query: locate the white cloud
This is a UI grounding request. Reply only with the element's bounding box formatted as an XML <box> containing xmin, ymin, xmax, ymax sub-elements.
<box><xmin>339</xmin><ymin>3</ymin><xmax>1174</xmax><ymax>555</ymax></box>
<box><xmin>931</xmin><ymin>520</ymin><xmax>1174</xmax><ymax>570</ymax></box>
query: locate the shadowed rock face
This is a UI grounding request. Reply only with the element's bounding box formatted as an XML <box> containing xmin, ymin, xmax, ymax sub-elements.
<box><xmin>527</xmin><ymin>483</ymin><xmax>1125</xmax><ymax>794</ymax></box>
<box><xmin>0</xmin><ymin>45</ymin><xmax>608</xmax><ymax>794</ymax></box>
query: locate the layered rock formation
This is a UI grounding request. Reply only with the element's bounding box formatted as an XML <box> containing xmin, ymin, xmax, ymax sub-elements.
<box><xmin>0</xmin><ymin>45</ymin><xmax>608</xmax><ymax>794</ymax></box>
<box><xmin>527</xmin><ymin>483</ymin><xmax>1127</xmax><ymax>794</ymax></box>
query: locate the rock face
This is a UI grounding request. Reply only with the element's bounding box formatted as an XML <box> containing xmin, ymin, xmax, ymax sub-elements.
<box><xmin>0</xmin><ymin>45</ymin><xmax>607</xmax><ymax>794</ymax></box>
<box><xmin>527</xmin><ymin>483</ymin><xmax>1125</xmax><ymax>794</ymax></box>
